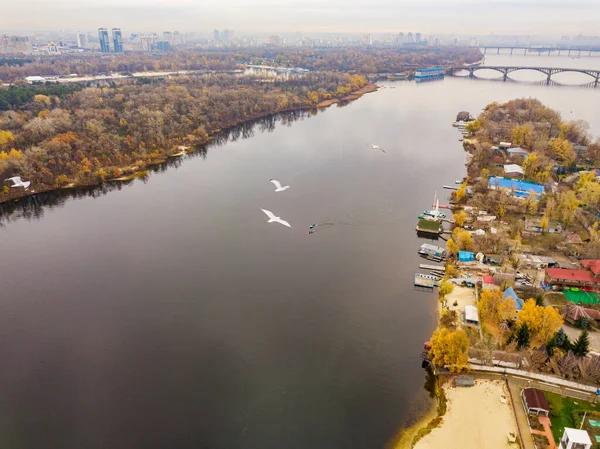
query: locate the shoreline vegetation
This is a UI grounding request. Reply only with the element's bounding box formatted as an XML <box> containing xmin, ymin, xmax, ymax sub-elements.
<box><xmin>400</xmin><ymin>98</ymin><xmax>600</xmax><ymax>448</ymax></box>
<box><xmin>0</xmin><ymin>46</ymin><xmax>479</xmax><ymax>205</ymax></box>
<box><xmin>0</xmin><ymin>73</ymin><xmax>377</xmax><ymax>205</ymax></box>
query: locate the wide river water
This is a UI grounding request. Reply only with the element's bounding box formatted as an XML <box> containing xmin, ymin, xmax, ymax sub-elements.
<box><xmin>1</xmin><ymin>55</ymin><xmax>600</xmax><ymax>449</ymax></box>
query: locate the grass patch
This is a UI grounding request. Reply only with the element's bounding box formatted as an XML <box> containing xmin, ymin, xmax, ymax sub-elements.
<box><xmin>545</xmin><ymin>391</ymin><xmax>600</xmax><ymax>443</ymax></box>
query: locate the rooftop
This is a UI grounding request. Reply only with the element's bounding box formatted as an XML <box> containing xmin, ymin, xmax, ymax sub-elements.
<box><xmin>563</xmin><ymin>428</ymin><xmax>592</xmax><ymax>445</ymax></box>
<box><xmin>503</xmin><ymin>286</ymin><xmax>524</xmax><ymax>310</ymax></box>
<box><xmin>522</xmin><ymin>388</ymin><xmax>549</xmax><ymax>412</ymax></box>
<box><xmin>580</xmin><ymin>259</ymin><xmax>600</xmax><ymax>276</ymax></box>
<box><xmin>546</xmin><ymin>267</ymin><xmax>600</xmax><ymax>283</ymax></box>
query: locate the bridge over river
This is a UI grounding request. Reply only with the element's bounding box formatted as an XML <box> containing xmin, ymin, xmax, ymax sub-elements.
<box><xmin>448</xmin><ymin>66</ymin><xmax>600</xmax><ymax>87</ymax></box>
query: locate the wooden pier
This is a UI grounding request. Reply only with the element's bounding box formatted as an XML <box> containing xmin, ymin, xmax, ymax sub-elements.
<box><xmin>419</xmin><ymin>263</ymin><xmax>444</xmax><ymax>271</ymax></box>
<box><xmin>443</xmin><ymin>185</ymin><xmax>458</xmax><ymax>191</ymax></box>
<box><xmin>414</xmin><ymin>273</ymin><xmax>440</xmax><ymax>291</ymax></box>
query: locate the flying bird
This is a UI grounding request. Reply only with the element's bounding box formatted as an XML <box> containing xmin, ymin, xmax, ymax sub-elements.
<box><xmin>260</xmin><ymin>208</ymin><xmax>291</xmax><ymax>228</ymax></box>
<box><xmin>6</xmin><ymin>176</ymin><xmax>31</xmax><ymax>190</ymax></box>
<box><xmin>269</xmin><ymin>179</ymin><xmax>290</xmax><ymax>192</ymax></box>
<box><xmin>367</xmin><ymin>144</ymin><xmax>386</xmax><ymax>153</ymax></box>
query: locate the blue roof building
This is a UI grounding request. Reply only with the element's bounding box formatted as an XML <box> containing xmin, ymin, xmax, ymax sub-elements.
<box><xmin>503</xmin><ymin>287</ymin><xmax>524</xmax><ymax>311</ymax></box>
<box><xmin>458</xmin><ymin>251</ymin><xmax>475</xmax><ymax>262</ymax></box>
<box><xmin>488</xmin><ymin>176</ymin><xmax>544</xmax><ymax>199</ymax></box>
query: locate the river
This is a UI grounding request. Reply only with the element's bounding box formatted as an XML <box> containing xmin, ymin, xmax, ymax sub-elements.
<box><xmin>0</xmin><ymin>55</ymin><xmax>599</xmax><ymax>449</ymax></box>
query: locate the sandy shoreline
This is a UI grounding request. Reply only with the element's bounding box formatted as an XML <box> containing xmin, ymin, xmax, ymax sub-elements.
<box><xmin>413</xmin><ymin>379</ymin><xmax>518</xmax><ymax>449</ymax></box>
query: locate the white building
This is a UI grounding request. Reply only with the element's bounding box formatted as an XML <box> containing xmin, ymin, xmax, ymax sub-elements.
<box><xmin>560</xmin><ymin>428</ymin><xmax>592</xmax><ymax>449</ymax></box>
<box><xmin>77</xmin><ymin>32</ymin><xmax>87</xmax><ymax>48</ymax></box>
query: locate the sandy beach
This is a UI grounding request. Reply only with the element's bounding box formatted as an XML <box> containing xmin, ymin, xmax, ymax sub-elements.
<box><xmin>413</xmin><ymin>379</ymin><xmax>518</xmax><ymax>449</ymax></box>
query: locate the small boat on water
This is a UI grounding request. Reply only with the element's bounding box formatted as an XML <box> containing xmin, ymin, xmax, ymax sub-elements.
<box><xmin>422</xmin><ymin>191</ymin><xmax>447</xmax><ymax>219</ymax></box>
<box><xmin>418</xmin><ymin>243</ymin><xmax>446</xmax><ymax>258</ymax></box>
<box><xmin>387</xmin><ymin>72</ymin><xmax>408</xmax><ymax>80</ymax></box>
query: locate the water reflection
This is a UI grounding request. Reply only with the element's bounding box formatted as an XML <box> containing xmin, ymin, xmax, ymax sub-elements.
<box><xmin>0</xmin><ymin>110</ymin><xmax>315</xmax><ymax>226</ymax></box>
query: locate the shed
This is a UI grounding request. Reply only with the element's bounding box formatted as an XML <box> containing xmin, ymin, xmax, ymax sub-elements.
<box><xmin>499</xmin><ymin>142</ymin><xmax>512</xmax><ymax>150</ymax></box>
<box><xmin>507</xmin><ymin>146</ymin><xmax>529</xmax><ymax>159</ymax></box>
<box><xmin>521</xmin><ymin>388</ymin><xmax>550</xmax><ymax>416</ymax></box>
<box><xmin>458</xmin><ymin>251</ymin><xmax>475</xmax><ymax>262</ymax></box>
<box><xmin>503</xmin><ymin>164</ymin><xmax>523</xmax><ymax>177</ymax></box>
<box><xmin>464</xmin><ymin>305</ymin><xmax>479</xmax><ymax>324</ymax></box>
<box><xmin>503</xmin><ymin>287</ymin><xmax>524</xmax><ymax>311</ymax></box>
<box><xmin>454</xmin><ymin>375</ymin><xmax>475</xmax><ymax>387</ymax></box>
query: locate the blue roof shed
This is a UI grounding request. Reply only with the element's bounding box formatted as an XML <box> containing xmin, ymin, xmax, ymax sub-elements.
<box><xmin>458</xmin><ymin>251</ymin><xmax>475</xmax><ymax>262</ymax></box>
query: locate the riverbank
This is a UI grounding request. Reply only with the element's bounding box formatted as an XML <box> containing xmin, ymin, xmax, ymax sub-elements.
<box><xmin>0</xmin><ymin>83</ymin><xmax>379</xmax><ymax>207</ymax></box>
<box><xmin>413</xmin><ymin>380</ymin><xmax>517</xmax><ymax>449</ymax></box>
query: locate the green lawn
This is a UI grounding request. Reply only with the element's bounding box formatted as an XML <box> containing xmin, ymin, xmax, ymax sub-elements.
<box><xmin>544</xmin><ymin>391</ymin><xmax>600</xmax><ymax>444</ymax></box>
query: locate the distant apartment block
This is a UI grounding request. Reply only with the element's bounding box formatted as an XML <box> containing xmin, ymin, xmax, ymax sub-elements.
<box><xmin>0</xmin><ymin>35</ymin><xmax>32</xmax><ymax>54</ymax></box>
<box><xmin>98</xmin><ymin>28</ymin><xmax>110</xmax><ymax>53</ymax></box>
<box><xmin>112</xmin><ymin>28</ymin><xmax>123</xmax><ymax>53</ymax></box>
<box><xmin>77</xmin><ymin>32</ymin><xmax>87</xmax><ymax>48</ymax></box>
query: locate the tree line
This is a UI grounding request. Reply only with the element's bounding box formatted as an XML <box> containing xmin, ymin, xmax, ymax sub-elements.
<box><xmin>0</xmin><ymin>72</ymin><xmax>368</xmax><ymax>201</ymax></box>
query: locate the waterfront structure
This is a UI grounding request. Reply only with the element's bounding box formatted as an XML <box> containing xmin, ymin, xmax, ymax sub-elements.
<box><xmin>415</xmin><ymin>67</ymin><xmax>445</xmax><ymax>79</ymax></box>
<box><xmin>418</xmin><ymin>243</ymin><xmax>446</xmax><ymax>258</ymax></box>
<box><xmin>98</xmin><ymin>28</ymin><xmax>110</xmax><ymax>53</ymax></box>
<box><xmin>521</xmin><ymin>388</ymin><xmax>549</xmax><ymax>416</ymax></box>
<box><xmin>112</xmin><ymin>28</ymin><xmax>123</xmax><ymax>53</ymax></box>
<box><xmin>76</xmin><ymin>32</ymin><xmax>87</xmax><ymax>48</ymax></box>
<box><xmin>560</xmin><ymin>428</ymin><xmax>592</xmax><ymax>449</ymax></box>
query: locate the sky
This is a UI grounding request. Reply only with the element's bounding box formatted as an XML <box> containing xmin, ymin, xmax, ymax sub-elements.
<box><xmin>3</xmin><ymin>0</ymin><xmax>600</xmax><ymax>36</ymax></box>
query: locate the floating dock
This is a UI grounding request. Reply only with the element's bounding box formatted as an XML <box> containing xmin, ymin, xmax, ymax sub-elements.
<box><xmin>416</xmin><ymin>218</ymin><xmax>443</xmax><ymax>235</ymax></box>
<box><xmin>443</xmin><ymin>185</ymin><xmax>458</xmax><ymax>190</ymax></box>
<box><xmin>414</xmin><ymin>273</ymin><xmax>435</xmax><ymax>290</ymax></box>
<box><xmin>419</xmin><ymin>263</ymin><xmax>445</xmax><ymax>271</ymax></box>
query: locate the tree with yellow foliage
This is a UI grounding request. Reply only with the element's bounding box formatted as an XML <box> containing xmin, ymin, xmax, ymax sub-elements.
<box><xmin>452</xmin><ymin>228</ymin><xmax>473</xmax><ymax>251</ymax></box>
<box><xmin>446</xmin><ymin>238</ymin><xmax>459</xmax><ymax>257</ymax></box>
<box><xmin>0</xmin><ymin>130</ymin><xmax>15</xmax><ymax>150</ymax></box>
<box><xmin>548</xmin><ymin>137</ymin><xmax>575</xmax><ymax>164</ymax></box>
<box><xmin>438</xmin><ymin>278</ymin><xmax>454</xmax><ymax>304</ymax></box>
<box><xmin>455</xmin><ymin>183</ymin><xmax>467</xmax><ymax>201</ymax></box>
<box><xmin>510</xmin><ymin>123</ymin><xmax>536</xmax><ymax>148</ymax></box>
<box><xmin>556</xmin><ymin>190</ymin><xmax>580</xmax><ymax>226</ymax></box>
<box><xmin>453</xmin><ymin>210</ymin><xmax>467</xmax><ymax>227</ymax></box>
<box><xmin>33</xmin><ymin>94</ymin><xmax>51</xmax><ymax>106</ymax></box>
<box><xmin>517</xmin><ymin>299</ymin><xmax>563</xmax><ymax>342</ymax></box>
<box><xmin>478</xmin><ymin>288</ymin><xmax>502</xmax><ymax>321</ymax></box>
<box><xmin>541</xmin><ymin>214</ymin><xmax>549</xmax><ymax>233</ymax></box>
<box><xmin>430</xmin><ymin>327</ymin><xmax>470</xmax><ymax>372</ymax></box>
<box><xmin>465</xmin><ymin>120</ymin><xmax>481</xmax><ymax>134</ymax></box>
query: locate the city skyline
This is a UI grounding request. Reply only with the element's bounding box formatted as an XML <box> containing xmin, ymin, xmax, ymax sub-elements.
<box><xmin>3</xmin><ymin>0</ymin><xmax>600</xmax><ymax>35</ymax></box>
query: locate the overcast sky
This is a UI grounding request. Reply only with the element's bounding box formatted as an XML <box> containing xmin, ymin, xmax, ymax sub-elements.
<box><xmin>3</xmin><ymin>0</ymin><xmax>600</xmax><ymax>35</ymax></box>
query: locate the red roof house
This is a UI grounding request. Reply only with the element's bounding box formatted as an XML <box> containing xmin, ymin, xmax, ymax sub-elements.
<box><xmin>580</xmin><ymin>260</ymin><xmax>600</xmax><ymax>277</ymax></box>
<box><xmin>545</xmin><ymin>267</ymin><xmax>600</xmax><ymax>289</ymax></box>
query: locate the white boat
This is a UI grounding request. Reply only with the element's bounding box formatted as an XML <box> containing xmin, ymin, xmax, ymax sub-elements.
<box><xmin>423</xmin><ymin>191</ymin><xmax>447</xmax><ymax>219</ymax></box>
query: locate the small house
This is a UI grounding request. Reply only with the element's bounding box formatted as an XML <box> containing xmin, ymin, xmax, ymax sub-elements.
<box><xmin>482</xmin><ymin>275</ymin><xmax>496</xmax><ymax>291</ymax></box>
<box><xmin>484</xmin><ymin>254</ymin><xmax>507</xmax><ymax>266</ymax></box>
<box><xmin>574</xmin><ymin>145</ymin><xmax>588</xmax><ymax>159</ymax></box>
<box><xmin>494</xmin><ymin>272</ymin><xmax>515</xmax><ymax>288</ymax></box>
<box><xmin>499</xmin><ymin>142</ymin><xmax>512</xmax><ymax>150</ymax></box>
<box><xmin>521</xmin><ymin>388</ymin><xmax>550</xmax><ymax>416</ymax></box>
<box><xmin>464</xmin><ymin>305</ymin><xmax>479</xmax><ymax>325</ymax></box>
<box><xmin>503</xmin><ymin>164</ymin><xmax>524</xmax><ymax>177</ymax></box>
<box><xmin>506</xmin><ymin>146</ymin><xmax>529</xmax><ymax>160</ymax></box>
<box><xmin>525</xmin><ymin>218</ymin><xmax>562</xmax><ymax>234</ymax></box>
<box><xmin>503</xmin><ymin>287</ymin><xmax>524</xmax><ymax>311</ymax></box>
<box><xmin>560</xmin><ymin>428</ymin><xmax>592</xmax><ymax>449</ymax></box>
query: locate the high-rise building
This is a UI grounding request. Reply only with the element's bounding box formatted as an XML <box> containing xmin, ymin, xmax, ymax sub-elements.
<box><xmin>213</xmin><ymin>29</ymin><xmax>220</xmax><ymax>42</ymax></box>
<box><xmin>98</xmin><ymin>28</ymin><xmax>110</xmax><ymax>53</ymax></box>
<box><xmin>112</xmin><ymin>28</ymin><xmax>123</xmax><ymax>53</ymax></box>
<box><xmin>407</xmin><ymin>32</ymin><xmax>414</xmax><ymax>42</ymax></box>
<box><xmin>415</xmin><ymin>32</ymin><xmax>422</xmax><ymax>43</ymax></box>
<box><xmin>269</xmin><ymin>35</ymin><xmax>282</xmax><ymax>46</ymax></box>
<box><xmin>221</xmin><ymin>29</ymin><xmax>229</xmax><ymax>43</ymax></box>
<box><xmin>163</xmin><ymin>31</ymin><xmax>173</xmax><ymax>45</ymax></box>
<box><xmin>397</xmin><ymin>32</ymin><xmax>405</xmax><ymax>44</ymax></box>
<box><xmin>77</xmin><ymin>32</ymin><xmax>87</xmax><ymax>48</ymax></box>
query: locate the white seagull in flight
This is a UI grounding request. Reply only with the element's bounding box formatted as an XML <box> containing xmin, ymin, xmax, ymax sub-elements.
<box><xmin>269</xmin><ymin>179</ymin><xmax>290</xmax><ymax>192</ymax></box>
<box><xmin>260</xmin><ymin>208</ymin><xmax>292</xmax><ymax>228</ymax></box>
<box><xmin>6</xmin><ymin>176</ymin><xmax>31</xmax><ymax>190</ymax></box>
<box><xmin>369</xmin><ymin>144</ymin><xmax>386</xmax><ymax>153</ymax></box>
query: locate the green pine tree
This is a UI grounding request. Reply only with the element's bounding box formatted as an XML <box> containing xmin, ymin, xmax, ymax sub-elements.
<box><xmin>572</xmin><ymin>330</ymin><xmax>590</xmax><ymax>357</ymax></box>
<box><xmin>516</xmin><ymin>323</ymin><xmax>531</xmax><ymax>349</ymax></box>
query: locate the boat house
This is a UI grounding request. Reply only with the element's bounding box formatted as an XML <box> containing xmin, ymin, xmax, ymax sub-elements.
<box><xmin>488</xmin><ymin>176</ymin><xmax>544</xmax><ymax>199</ymax></box>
